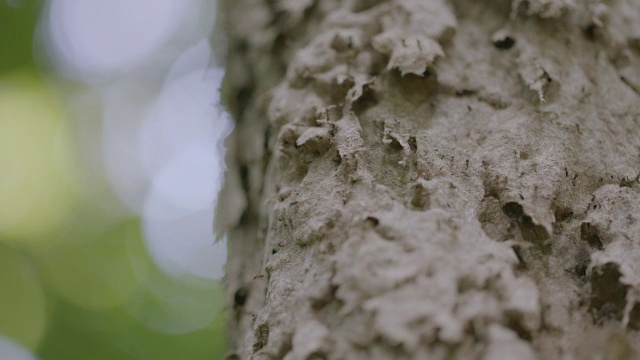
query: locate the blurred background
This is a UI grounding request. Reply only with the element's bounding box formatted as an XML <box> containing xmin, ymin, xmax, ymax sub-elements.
<box><xmin>0</xmin><ymin>0</ymin><xmax>232</xmax><ymax>359</ymax></box>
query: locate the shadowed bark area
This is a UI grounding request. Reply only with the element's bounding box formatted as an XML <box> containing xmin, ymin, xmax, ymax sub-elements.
<box><xmin>217</xmin><ymin>0</ymin><xmax>640</xmax><ymax>358</ymax></box>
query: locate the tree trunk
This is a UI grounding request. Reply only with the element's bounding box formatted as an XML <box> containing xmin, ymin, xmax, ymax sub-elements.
<box><xmin>218</xmin><ymin>0</ymin><xmax>640</xmax><ymax>358</ymax></box>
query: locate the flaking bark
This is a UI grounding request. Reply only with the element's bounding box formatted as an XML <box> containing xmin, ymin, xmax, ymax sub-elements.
<box><xmin>218</xmin><ymin>0</ymin><xmax>640</xmax><ymax>358</ymax></box>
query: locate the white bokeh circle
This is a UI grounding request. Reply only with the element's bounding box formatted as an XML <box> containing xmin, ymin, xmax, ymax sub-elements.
<box><xmin>45</xmin><ymin>0</ymin><xmax>190</xmax><ymax>83</ymax></box>
<box><xmin>0</xmin><ymin>337</ymin><xmax>38</xmax><ymax>360</ymax></box>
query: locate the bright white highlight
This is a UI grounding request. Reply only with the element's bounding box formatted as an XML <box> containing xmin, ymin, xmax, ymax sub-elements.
<box><xmin>0</xmin><ymin>337</ymin><xmax>38</xmax><ymax>360</ymax></box>
<box><xmin>139</xmin><ymin>40</ymin><xmax>231</xmax><ymax>280</ymax></box>
<box><xmin>101</xmin><ymin>79</ymin><xmax>154</xmax><ymax>215</ymax></box>
<box><xmin>42</xmin><ymin>0</ymin><xmax>230</xmax><ymax>292</ymax></box>
<box><xmin>142</xmin><ymin>143</ymin><xmax>226</xmax><ymax>279</ymax></box>
<box><xmin>45</xmin><ymin>0</ymin><xmax>189</xmax><ymax>83</ymax></box>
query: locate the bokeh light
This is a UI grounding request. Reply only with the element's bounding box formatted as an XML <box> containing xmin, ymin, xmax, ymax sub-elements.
<box><xmin>0</xmin><ymin>244</ymin><xmax>47</xmax><ymax>351</ymax></box>
<box><xmin>0</xmin><ymin>73</ymin><xmax>79</xmax><ymax>245</ymax></box>
<box><xmin>126</xmin><ymin>218</ymin><xmax>226</xmax><ymax>335</ymax></box>
<box><xmin>44</xmin><ymin>0</ymin><xmax>195</xmax><ymax>83</ymax></box>
<box><xmin>38</xmin><ymin>220</ymin><xmax>141</xmax><ymax>309</ymax></box>
<box><xmin>101</xmin><ymin>77</ymin><xmax>156</xmax><ymax>215</ymax></box>
<box><xmin>40</xmin><ymin>0</ymin><xmax>231</xmax><ymax>282</ymax></box>
<box><xmin>0</xmin><ymin>0</ymin><xmax>232</xmax><ymax>358</ymax></box>
<box><xmin>0</xmin><ymin>336</ymin><xmax>38</xmax><ymax>360</ymax></box>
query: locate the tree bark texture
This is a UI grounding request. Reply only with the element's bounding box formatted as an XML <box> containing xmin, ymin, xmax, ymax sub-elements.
<box><xmin>218</xmin><ymin>0</ymin><xmax>640</xmax><ymax>359</ymax></box>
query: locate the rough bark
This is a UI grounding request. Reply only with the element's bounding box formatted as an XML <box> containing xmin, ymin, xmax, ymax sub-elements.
<box><xmin>218</xmin><ymin>0</ymin><xmax>640</xmax><ymax>359</ymax></box>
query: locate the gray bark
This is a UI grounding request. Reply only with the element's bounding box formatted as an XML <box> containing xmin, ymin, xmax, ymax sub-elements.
<box><xmin>218</xmin><ymin>0</ymin><xmax>640</xmax><ymax>358</ymax></box>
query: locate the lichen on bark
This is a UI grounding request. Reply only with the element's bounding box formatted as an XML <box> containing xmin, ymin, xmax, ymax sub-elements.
<box><xmin>218</xmin><ymin>0</ymin><xmax>640</xmax><ymax>358</ymax></box>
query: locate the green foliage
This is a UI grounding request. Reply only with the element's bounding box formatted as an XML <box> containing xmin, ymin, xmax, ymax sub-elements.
<box><xmin>0</xmin><ymin>1</ymin><xmax>40</xmax><ymax>74</ymax></box>
<box><xmin>0</xmin><ymin>3</ymin><xmax>229</xmax><ymax>359</ymax></box>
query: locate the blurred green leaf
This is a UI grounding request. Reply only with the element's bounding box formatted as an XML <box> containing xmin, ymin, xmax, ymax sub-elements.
<box><xmin>37</xmin><ymin>299</ymin><xmax>227</xmax><ymax>360</ymax></box>
<box><xmin>0</xmin><ymin>1</ymin><xmax>41</xmax><ymax>74</ymax></box>
<box><xmin>0</xmin><ymin>244</ymin><xmax>48</xmax><ymax>350</ymax></box>
<box><xmin>38</xmin><ymin>220</ymin><xmax>142</xmax><ymax>310</ymax></box>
